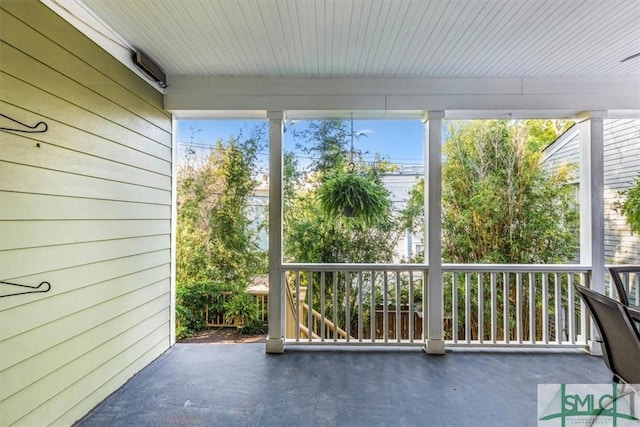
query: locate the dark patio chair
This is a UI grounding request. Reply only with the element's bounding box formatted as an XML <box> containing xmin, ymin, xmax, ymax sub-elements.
<box><xmin>574</xmin><ymin>285</ymin><xmax>640</xmax><ymax>386</ymax></box>
<box><xmin>608</xmin><ymin>265</ymin><xmax>640</xmax><ymax>306</ymax></box>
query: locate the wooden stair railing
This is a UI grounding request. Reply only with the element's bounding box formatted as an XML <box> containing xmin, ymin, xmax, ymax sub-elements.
<box><xmin>285</xmin><ymin>284</ymin><xmax>350</xmax><ymax>340</ymax></box>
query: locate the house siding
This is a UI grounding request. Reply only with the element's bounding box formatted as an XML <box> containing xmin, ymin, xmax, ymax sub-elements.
<box><xmin>542</xmin><ymin>119</ymin><xmax>640</xmax><ymax>265</ymax></box>
<box><xmin>0</xmin><ymin>1</ymin><xmax>172</xmax><ymax>426</ymax></box>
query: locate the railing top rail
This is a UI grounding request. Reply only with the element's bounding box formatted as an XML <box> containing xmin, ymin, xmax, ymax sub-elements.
<box><xmin>282</xmin><ymin>263</ymin><xmax>591</xmax><ymax>273</ymax></box>
<box><xmin>442</xmin><ymin>264</ymin><xmax>592</xmax><ymax>273</ymax></box>
<box><xmin>282</xmin><ymin>263</ymin><xmax>429</xmax><ymax>272</ymax></box>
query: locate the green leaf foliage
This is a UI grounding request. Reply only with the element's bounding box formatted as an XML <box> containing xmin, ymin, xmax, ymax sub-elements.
<box><xmin>284</xmin><ymin>120</ymin><xmax>402</xmax><ymax>264</ymax></box>
<box><xmin>177</xmin><ymin>131</ymin><xmax>266</xmax><ymax>286</ymax></box>
<box><xmin>616</xmin><ymin>173</ymin><xmax>640</xmax><ymax>234</ymax></box>
<box><xmin>317</xmin><ymin>171</ymin><xmax>391</xmax><ymax>227</ymax></box>
<box><xmin>401</xmin><ymin>120</ymin><xmax>579</xmax><ymax>264</ymax></box>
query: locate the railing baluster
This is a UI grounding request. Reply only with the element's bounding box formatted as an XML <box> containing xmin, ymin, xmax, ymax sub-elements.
<box><xmin>423</xmin><ymin>269</ymin><xmax>428</xmax><ymax>342</ymax></box>
<box><xmin>371</xmin><ymin>270</ymin><xmax>376</xmax><ymax>343</ymax></box>
<box><xmin>529</xmin><ymin>272</ymin><xmax>535</xmax><ymax>344</ymax></box>
<box><xmin>383</xmin><ymin>271</ymin><xmax>389</xmax><ymax>343</ymax></box>
<box><xmin>503</xmin><ymin>272</ymin><xmax>509</xmax><ymax>344</ymax></box>
<box><xmin>308</xmin><ymin>271</ymin><xmax>313</xmax><ymax>342</ymax></box>
<box><xmin>490</xmin><ymin>272</ymin><xmax>497</xmax><ymax>344</ymax></box>
<box><xmin>396</xmin><ymin>271</ymin><xmax>401</xmax><ymax>343</ymax></box>
<box><xmin>580</xmin><ymin>272</ymin><xmax>589</xmax><ymax>344</ymax></box>
<box><xmin>568</xmin><ymin>273</ymin><xmax>575</xmax><ymax>344</ymax></box>
<box><xmin>465</xmin><ymin>273</ymin><xmax>471</xmax><ymax>343</ymax></box>
<box><xmin>320</xmin><ymin>271</ymin><xmax>326</xmax><ymax>342</ymax></box>
<box><xmin>295</xmin><ymin>271</ymin><xmax>301</xmax><ymax>342</ymax></box>
<box><xmin>409</xmin><ymin>271</ymin><xmax>414</xmax><ymax>343</ymax></box>
<box><xmin>452</xmin><ymin>272</ymin><xmax>458</xmax><ymax>344</ymax></box>
<box><xmin>477</xmin><ymin>273</ymin><xmax>484</xmax><ymax>344</ymax></box>
<box><xmin>346</xmin><ymin>271</ymin><xmax>351</xmax><ymax>343</ymax></box>
<box><xmin>542</xmin><ymin>272</ymin><xmax>549</xmax><ymax>344</ymax></box>
<box><xmin>516</xmin><ymin>272</ymin><xmax>522</xmax><ymax>344</ymax></box>
<box><xmin>333</xmin><ymin>272</ymin><xmax>338</xmax><ymax>342</ymax></box>
<box><xmin>358</xmin><ymin>271</ymin><xmax>363</xmax><ymax>342</ymax></box>
<box><xmin>555</xmin><ymin>272</ymin><xmax>562</xmax><ymax>344</ymax></box>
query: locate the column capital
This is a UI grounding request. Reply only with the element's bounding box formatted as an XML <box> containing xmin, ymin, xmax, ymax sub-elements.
<box><xmin>422</xmin><ymin>110</ymin><xmax>445</xmax><ymax>122</ymax></box>
<box><xmin>267</xmin><ymin>110</ymin><xmax>285</xmax><ymax>120</ymax></box>
<box><xmin>576</xmin><ymin>110</ymin><xmax>607</xmax><ymax>122</ymax></box>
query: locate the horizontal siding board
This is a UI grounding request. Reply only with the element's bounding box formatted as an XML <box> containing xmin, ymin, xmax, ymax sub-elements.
<box><xmin>0</xmin><ymin>161</ymin><xmax>171</xmax><ymax>205</ymax></box>
<box><xmin>54</xmin><ymin>338</ymin><xmax>169</xmax><ymax>425</ymax></box>
<box><xmin>0</xmin><ymin>219</ymin><xmax>169</xmax><ymax>251</ymax></box>
<box><xmin>0</xmin><ymin>126</ymin><xmax>171</xmax><ymax>190</ymax></box>
<box><xmin>0</xmin><ymin>40</ymin><xmax>171</xmax><ymax>146</ymax></box>
<box><xmin>1</xmin><ymin>306</ymin><xmax>169</xmax><ymax>419</ymax></box>
<box><xmin>0</xmin><ymin>102</ymin><xmax>171</xmax><ymax>176</ymax></box>
<box><xmin>0</xmin><ymin>279</ymin><xmax>169</xmax><ymax>372</ymax></box>
<box><xmin>0</xmin><ymin>1</ymin><xmax>166</xmax><ymax>110</ymax></box>
<box><xmin>0</xmin><ymin>191</ymin><xmax>171</xmax><ymax>220</ymax></box>
<box><xmin>0</xmin><ymin>234</ymin><xmax>170</xmax><ymax>281</ymax></box>
<box><xmin>4</xmin><ymin>317</ymin><xmax>170</xmax><ymax>426</ymax></box>
<box><xmin>53</xmin><ymin>335</ymin><xmax>170</xmax><ymax>427</ymax></box>
<box><xmin>0</xmin><ymin>250</ymin><xmax>169</xmax><ymax>312</ymax></box>
<box><xmin>0</xmin><ymin>72</ymin><xmax>171</xmax><ymax>162</ymax></box>
<box><xmin>0</xmin><ymin>263</ymin><xmax>170</xmax><ymax>342</ymax></box>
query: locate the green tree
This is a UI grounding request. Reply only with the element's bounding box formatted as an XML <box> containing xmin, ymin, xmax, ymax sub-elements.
<box><xmin>177</xmin><ymin>134</ymin><xmax>264</xmax><ymax>285</ymax></box>
<box><xmin>404</xmin><ymin>120</ymin><xmax>578</xmax><ymax>264</ymax></box>
<box><xmin>441</xmin><ymin>120</ymin><xmax>578</xmax><ymax>263</ymax></box>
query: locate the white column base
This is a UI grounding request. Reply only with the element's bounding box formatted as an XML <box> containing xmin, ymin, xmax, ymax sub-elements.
<box><xmin>424</xmin><ymin>339</ymin><xmax>445</xmax><ymax>355</ymax></box>
<box><xmin>587</xmin><ymin>339</ymin><xmax>603</xmax><ymax>356</ymax></box>
<box><xmin>266</xmin><ymin>338</ymin><xmax>285</xmax><ymax>354</ymax></box>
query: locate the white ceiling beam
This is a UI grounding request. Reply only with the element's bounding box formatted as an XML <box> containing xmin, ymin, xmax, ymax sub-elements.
<box><xmin>165</xmin><ymin>76</ymin><xmax>640</xmax><ymax>118</ymax></box>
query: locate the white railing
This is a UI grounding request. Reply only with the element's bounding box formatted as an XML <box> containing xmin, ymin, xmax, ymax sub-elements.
<box><xmin>283</xmin><ymin>264</ymin><xmax>428</xmax><ymax>346</ymax></box>
<box><xmin>282</xmin><ymin>263</ymin><xmax>592</xmax><ymax>349</ymax></box>
<box><xmin>442</xmin><ymin>265</ymin><xmax>591</xmax><ymax>348</ymax></box>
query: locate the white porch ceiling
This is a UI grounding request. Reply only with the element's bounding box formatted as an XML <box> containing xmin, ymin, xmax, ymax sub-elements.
<box><xmin>48</xmin><ymin>0</ymin><xmax>640</xmax><ymax>117</ymax></box>
<box><xmin>76</xmin><ymin>0</ymin><xmax>640</xmax><ymax>78</ymax></box>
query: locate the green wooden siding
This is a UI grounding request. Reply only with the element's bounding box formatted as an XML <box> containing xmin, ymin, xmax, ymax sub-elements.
<box><xmin>0</xmin><ymin>0</ymin><xmax>173</xmax><ymax>425</ymax></box>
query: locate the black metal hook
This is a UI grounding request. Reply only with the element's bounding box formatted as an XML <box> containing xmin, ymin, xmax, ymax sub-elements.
<box><xmin>0</xmin><ymin>280</ymin><xmax>51</xmax><ymax>298</ymax></box>
<box><xmin>0</xmin><ymin>113</ymin><xmax>48</xmax><ymax>133</ymax></box>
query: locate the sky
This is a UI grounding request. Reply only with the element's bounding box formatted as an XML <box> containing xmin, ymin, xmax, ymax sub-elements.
<box><xmin>176</xmin><ymin>119</ymin><xmax>426</xmax><ymax>168</ymax></box>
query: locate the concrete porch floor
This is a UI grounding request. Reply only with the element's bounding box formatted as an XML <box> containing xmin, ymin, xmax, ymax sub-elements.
<box><xmin>76</xmin><ymin>344</ymin><xmax>611</xmax><ymax>426</ymax></box>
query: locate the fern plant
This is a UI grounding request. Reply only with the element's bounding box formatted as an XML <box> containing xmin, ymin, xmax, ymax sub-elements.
<box><xmin>317</xmin><ymin>171</ymin><xmax>391</xmax><ymax>226</ymax></box>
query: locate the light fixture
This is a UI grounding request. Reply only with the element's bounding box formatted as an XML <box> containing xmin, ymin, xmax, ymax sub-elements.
<box><xmin>133</xmin><ymin>50</ymin><xmax>168</xmax><ymax>88</ymax></box>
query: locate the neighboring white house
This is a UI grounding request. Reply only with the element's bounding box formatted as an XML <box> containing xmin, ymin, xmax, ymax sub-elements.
<box><xmin>379</xmin><ymin>166</ymin><xmax>425</xmax><ymax>262</ymax></box>
<box><xmin>542</xmin><ymin>119</ymin><xmax>640</xmax><ymax>265</ymax></box>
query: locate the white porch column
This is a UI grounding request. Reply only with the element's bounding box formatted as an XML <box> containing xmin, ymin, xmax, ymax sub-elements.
<box><xmin>423</xmin><ymin>111</ymin><xmax>445</xmax><ymax>355</ymax></box>
<box><xmin>578</xmin><ymin>111</ymin><xmax>606</xmax><ymax>355</ymax></box>
<box><xmin>266</xmin><ymin>111</ymin><xmax>285</xmax><ymax>354</ymax></box>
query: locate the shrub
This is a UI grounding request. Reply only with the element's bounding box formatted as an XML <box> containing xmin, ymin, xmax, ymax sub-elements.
<box><xmin>224</xmin><ymin>292</ymin><xmax>259</xmax><ymax>326</ymax></box>
<box><xmin>176</xmin><ymin>281</ymin><xmax>237</xmax><ymax>339</ymax></box>
<box><xmin>616</xmin><ymin>173</ymin><xmax>640</xmax><ymax>234</ymax></box>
